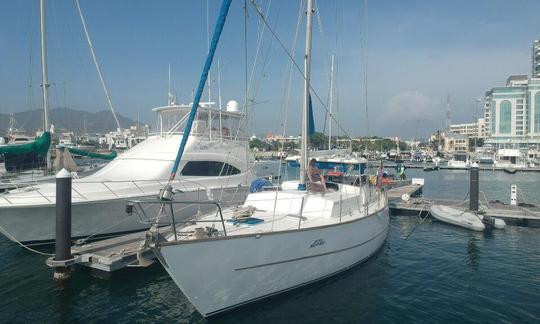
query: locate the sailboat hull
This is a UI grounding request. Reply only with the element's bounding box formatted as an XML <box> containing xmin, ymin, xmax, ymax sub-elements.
<box><xmin>156</xmin><ymin>206</ymin><xmax>389</xmax><ymax>317</ymax></box>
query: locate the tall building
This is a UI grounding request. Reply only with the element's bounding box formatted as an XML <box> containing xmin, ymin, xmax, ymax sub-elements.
<box><xmin>533</xmin><ymin>40</ymin><xmax>540</xmax><ymax>78</ymax></box>
<box><xmin>449</xmin><ymin>118</ymin><xmax>486</xmax><ymax>139</ymax></box>
<box><xmin>485</xmin><ymin>74</ymin><xmax>540</xmax><ymax>148</ymax></box>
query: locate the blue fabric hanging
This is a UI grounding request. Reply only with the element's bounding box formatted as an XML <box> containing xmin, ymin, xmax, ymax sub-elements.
<box><xmin>169</xmin><ymin>0</ymin><xmax>233</xmax><ymax>180</ymax></box>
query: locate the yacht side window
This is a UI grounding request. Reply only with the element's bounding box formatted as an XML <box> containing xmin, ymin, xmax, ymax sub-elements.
<box><xmin>180</xmin><ymin>161</ymin><xmax>241</xmax><ymax>176</ymax></box>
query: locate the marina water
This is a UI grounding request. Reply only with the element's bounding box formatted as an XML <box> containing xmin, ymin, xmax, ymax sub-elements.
<box><xmin>1</xmin><ymin>163</ymin><xmax>539</xmax><ymax>322</ymax></box>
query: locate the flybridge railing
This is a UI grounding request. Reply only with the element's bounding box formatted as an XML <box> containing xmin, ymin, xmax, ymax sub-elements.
<box><xmin>0</xmin><ymin>178</ymin><xmax>216</xmax><ymax>205</ymax></box>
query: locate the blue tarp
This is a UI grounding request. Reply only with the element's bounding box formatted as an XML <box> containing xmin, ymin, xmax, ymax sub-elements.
<box><xmin>250</xmin><ymin>178</ymin><xmax>273</xmax><ymax>193</ymax></box>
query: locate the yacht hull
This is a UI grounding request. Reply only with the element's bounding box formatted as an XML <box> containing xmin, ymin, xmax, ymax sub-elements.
<box><xmin>0</xmin><ymin>186</ymin><xmax>247</xmax><ymax>243</ymax></box>
<box><xmin>156</xmin><ymin>206</ymin><xmax>389</xmax><ymax>317</ymax></box>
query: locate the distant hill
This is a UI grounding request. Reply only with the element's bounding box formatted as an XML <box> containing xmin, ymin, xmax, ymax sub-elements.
<box><xmin>0</xmin><ymin>107</ymin><xmax>146</xmax><ymax>135</ymax></box>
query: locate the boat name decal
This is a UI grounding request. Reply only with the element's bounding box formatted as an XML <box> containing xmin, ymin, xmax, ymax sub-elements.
<box><xmin>310</xmin><ymin>238</ymin><xmax>325</xmax><ymax>248</ymax></box>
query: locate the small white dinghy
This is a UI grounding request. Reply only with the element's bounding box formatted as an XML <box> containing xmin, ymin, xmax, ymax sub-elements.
<box><xmin>429</xmin><ymin>205</ymin><xmax>505</xmax><ymax>231</ymax></box>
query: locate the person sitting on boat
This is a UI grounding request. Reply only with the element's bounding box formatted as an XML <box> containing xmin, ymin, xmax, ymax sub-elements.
<box><xmin>308</xmin><ymin>158</ymin><xmax>327</xmax><ymax>192</ymax></box>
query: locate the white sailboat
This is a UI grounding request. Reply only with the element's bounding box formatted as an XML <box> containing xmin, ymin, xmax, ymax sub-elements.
<box><xmin>141</xmin><ymin>0</ymin><xmax>389</xmax><ymax>317</ymax></box>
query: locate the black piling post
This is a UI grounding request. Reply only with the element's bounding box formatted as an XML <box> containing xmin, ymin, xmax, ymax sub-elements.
<box><xmin>469</xmin><ymin>162</ymin><xmax>479</xmax><ymax>211</ymax></box>
<box><xmin>54</xmin><ymin>168</ymin><xmax>72</xmax><ymax>281</ymax></box>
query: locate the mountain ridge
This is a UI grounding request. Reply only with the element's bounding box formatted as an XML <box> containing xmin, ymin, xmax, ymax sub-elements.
<box><xmin>0</xmin><ymin>107</ymin><xmax>148</xmax><ymax>135</ymax></box>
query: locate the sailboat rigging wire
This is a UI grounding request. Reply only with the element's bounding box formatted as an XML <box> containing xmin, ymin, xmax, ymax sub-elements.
<box><xmin>75</xmin><ymin>0</ymin><xmax>122</xmax><ymax>132</ymax></box>
<box><xmin>251</xmin><ymin>3</ymin><xmax>281</xmax><ymax>102</ymax></box>
<box><xmin>169</xmin><ymin>0</ymin><xmax>232</xmax><ymax>181</ymax></box>
<box><xmin>249</xmin><ymin>0</ymin><xmax>353</xmax><ymax>141</ymax></box>
<box><xmin>244</xmin><ymin>0</ymin><xmax>272</xmax><ymax>112</ymax></box>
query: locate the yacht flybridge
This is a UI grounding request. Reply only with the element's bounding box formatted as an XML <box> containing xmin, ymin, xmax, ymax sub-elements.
<box><xmin>141</xmin><ymin>0</ymin><xmax>389</xmax><ymax>317</ymax></box>
<box><xmin>0</xmin><ymin>101</ymin><xmax>253</xmax><ymax>243</ymax></box>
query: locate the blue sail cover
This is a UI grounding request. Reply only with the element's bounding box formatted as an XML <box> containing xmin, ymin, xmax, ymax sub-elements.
<box><xmin>169</xmin><ymin>0</ymin><xmax>233</xmax><ymax>180</ymax></box>
<box><xmin>308</xmin><ymin>93</ymin><xmax>315</xmax><ymax>135</ymax></box>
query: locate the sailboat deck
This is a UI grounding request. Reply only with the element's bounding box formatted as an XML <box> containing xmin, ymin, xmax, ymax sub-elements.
<box><xmin>168</xmin><ymin>185</ymin><xmax>385</xmax><ymax>241</ymax></box>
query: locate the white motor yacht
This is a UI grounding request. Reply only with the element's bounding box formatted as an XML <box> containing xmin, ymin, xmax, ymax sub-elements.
<box><xmin>0</xmin><ymin>101</ymin><xmax>254</xmax><ymax>243</ymax></box>
<box><xmin>494</xmin><ymin>149</ymin><xmax>526</xmax><ymax>169</ymax></box>
<box><xmin>447</xmin><ymin>152</ymin><xmax>470</xmax><ymax>169</ymax></box>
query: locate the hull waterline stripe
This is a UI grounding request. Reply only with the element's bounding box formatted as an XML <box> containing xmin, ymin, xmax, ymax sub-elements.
<box><xmin>234</xmin><ymin>226</ymin><xmax>388</xmax><ymax>271</ymax></box>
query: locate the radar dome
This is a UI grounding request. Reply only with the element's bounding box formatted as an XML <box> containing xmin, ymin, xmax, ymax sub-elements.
<box><xmin>226</xmin><ymin>100</ymin><xmax>239</xmax><ymax>112</ymax></box>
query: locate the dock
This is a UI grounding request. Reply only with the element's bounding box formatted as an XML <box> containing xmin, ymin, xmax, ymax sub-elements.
<box><xmin>375</xmin><ymin>162</ymin><xmax>540</xmax><ymax>173</ymax></box>
<box><xmin>390</xmin><ymin>198</ymin><xmax>540</xmax><ymax>227</ymax></box>
<box><xmin>387</xmin><ymin>183</ymin><xmax>423</xmax><ymax>201</ymax></box>
<box><xmin>50</xmin><ymin>226</ymin><xmax>174</xmax><ymax>272</ymax></box>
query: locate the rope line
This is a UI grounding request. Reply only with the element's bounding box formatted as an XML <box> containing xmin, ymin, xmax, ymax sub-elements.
<box><xmin>0</xmin><ymin>225</ymin><xmax>54</xmax><ymax>256</ymax></box>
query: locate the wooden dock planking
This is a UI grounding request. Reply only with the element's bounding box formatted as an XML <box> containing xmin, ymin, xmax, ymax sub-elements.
<box><xmin>70</xmin><ymin>227</ymin><xmax>172</xmax><ymax>272</ymax></box>
<box><xmin>387</xmin><ymin>184</ymin><xmax>424</xmax><ymax>201</ymax></box>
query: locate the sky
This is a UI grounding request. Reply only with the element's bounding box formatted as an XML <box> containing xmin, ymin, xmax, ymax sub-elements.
<box><xmin>1</xmin><ymin>0</ymin><xmax>539</xmax><ymax>139</ymax></box>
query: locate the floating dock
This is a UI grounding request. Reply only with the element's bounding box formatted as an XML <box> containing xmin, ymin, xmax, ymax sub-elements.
<box><xmin>390</xmin><ymin>198</ymin><xmax>540</xmax><ymax>227</ymax></box>
<box><xmin>378</xmin><ymin>162</ymin><xmax>540</xmax><ymax>173</ymax></box>
<box><xmin>387</xmin><ymin>183</ymin><xmax>423</xmax><ymax>201</ymax></box>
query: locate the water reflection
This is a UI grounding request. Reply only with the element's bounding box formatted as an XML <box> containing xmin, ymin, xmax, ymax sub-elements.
<box><xmin>466</xmin><ymin>236</ymin><xmax>480</xmax><ymax>270</ymax></box>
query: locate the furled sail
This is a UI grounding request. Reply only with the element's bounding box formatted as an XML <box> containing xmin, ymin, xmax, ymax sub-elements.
<box><xmin>66</xmin><ymin>146</ymin><xmax>117</xmax><ymax>160</ymax></box>
<box><xmin>308</xmin><ymin>93</ymin><xmax>315</xmax><ymax>135</ymax></box>
<box><xmin>0</xmin><ymin>132</ymin><xmax>51</xmax><ymax>155</ymax></box>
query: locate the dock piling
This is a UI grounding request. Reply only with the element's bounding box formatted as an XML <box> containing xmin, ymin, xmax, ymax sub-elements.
<box><xmin>54</xmin><ymin>168</ymin><xmax>72</xmax><ymax>281</ymax></box>
<box><xmin>469</xmin><ymin>163</ymin><xmax>479</xmax><ymax>211</ymax></box>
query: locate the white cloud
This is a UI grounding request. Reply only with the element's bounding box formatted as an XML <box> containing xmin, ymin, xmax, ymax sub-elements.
<box><xmin>383</xmin><ymin>91</ymin><xmax>441</xmax><ymax>120</ymax></box>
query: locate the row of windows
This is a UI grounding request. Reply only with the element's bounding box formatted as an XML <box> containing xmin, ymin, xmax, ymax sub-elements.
<box><xmin>180</xmin><ymin>161</ymin><xmax>241</xmax><ymax>177</ymax></box>
<box><xmin>491</xmin><ymin>93</ymin><xmax>540</xmax><ymax>134</ymax></box>
<box><xmin>499</xmin><ymin>101</ymin><xmax>512</xmax><ymax>134</ymax></box>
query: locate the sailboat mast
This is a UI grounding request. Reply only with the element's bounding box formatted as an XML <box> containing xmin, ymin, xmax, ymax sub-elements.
<box><xmin>328</xmin><ymin>54</ymin><xmax>335</xmax><ymax>150</ymax></box>
<box><xmin>40</xmin><ymin>0</ymin><xmax>50</xmax><ymax>133</ymax></box>
<box><xmin>300</xmin><ymin>0</ymin><xmax>314</xmax><ymax>186</ymax></box>
<box><xmin>40</xmin><ymin>0</ymin><xmax>51</xmax><ymax>170</ymax></box>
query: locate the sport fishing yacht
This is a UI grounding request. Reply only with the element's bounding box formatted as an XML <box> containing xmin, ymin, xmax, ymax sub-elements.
<box><xmin>0</xmin><ymin>101</ymin><xmax>254</xmax><ymax>243</ymax></box>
